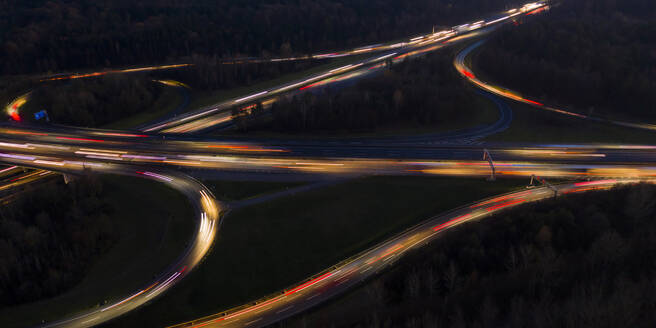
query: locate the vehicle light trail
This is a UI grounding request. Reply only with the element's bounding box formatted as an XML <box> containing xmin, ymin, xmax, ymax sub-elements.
<box><xmin>486</xmin><ymin>198</ymin><xmax>527</xmax><ymax>211</ymax></box>
<box><xmin>0</xmin><ymin>160</ymin><xmax>225</xmax><ymax>328</ymax></box>
<box><xmin>56</xmin><ymin>136</ymin><xmax>105</xmax><ymax>143</ymax></box>
<box><xmin>40</xmin><ymin>64</ymin><xmax>193</xmax><ymax>82</ymax></box>
<box><xmin>0</xmin><ymin>165</ymin><xmax>17</xmax><ymax>174</ymax></box>
<box><xmin>5</xmin><ymin>93</ymin><xmax>30</xmax><ymax>121</ymax></box>
<box><xmin>455</xmin><ymin>38</ymin><xmax>656</xmax><ymax>132</ymax></box>
<box><xmin>432</xmin><ymin>214</ymin><xmax>472</xmax><ymax>231</ymax></box>
<box><xmin>8</xmin><ymin>2</ymin><xmax>642</xmax><ymax>328</ymax></box>
<box><xmin>170</xmin><ymin>177</ymin><xmax>646</xmax><ymax>328</ymax></box>
<box><xmin>574</xmin><ymin>179</ymin><xmax>617</xmax><ymax>187</ymax></box>
<box><xmin>139</xmin><ymin>2</ymin><xmax>545</xmax><ymax>134</ymax></box>
<box><xmin>234</xmin><ymin>92</ymin><xmax>269</xmax><ymax>104</ymax></box>
<box><xmin>285</xmin><ymin>272</ymin><xmax>333</xmax><ymax>295</ymax></box>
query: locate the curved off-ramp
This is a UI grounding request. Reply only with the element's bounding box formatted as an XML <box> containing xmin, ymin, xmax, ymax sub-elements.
<box><xmin>454</xmin><ymin>40</ymin><xmax>656</xmax><ymax>132</ymax></box>
<box><xmin>0</xmin><ymin>155</ymin><xmax>222</xmax><ymax>328</ymax></box>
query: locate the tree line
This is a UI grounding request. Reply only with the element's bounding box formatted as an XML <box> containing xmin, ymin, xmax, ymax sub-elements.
<box><xmin>477</xmin><ymin>0</ymin><xmax>656</xmax><ymax>121</ymax></box>
<box><xmin>0</xmin><ymin>175</ymin><xmax>116</xmax><ymax>306</ymax></box>
<box><xmin>234</xmin><ymin>50</ymin><xmax>489</xmax><ymax>133</ymax></box>
<box><xmin>0</xmin><ymin>0</ymin><xmax>525</xmax><ymax>75</ymax></box>
<box><xmin>284</xmin><ymin>183</ymin><xmax>656</xmax><ymax>327</ymax></box>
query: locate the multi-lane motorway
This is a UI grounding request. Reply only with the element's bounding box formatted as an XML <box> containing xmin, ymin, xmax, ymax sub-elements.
<box><xmin>2</xmin><ymin>124</ymin><xmax>656</xmax><ymax>180</ymax></box>
<box><xmin>139</xmin><ymin>3</ymin><xmax>547</xmax><ymax>134</ymax></box>
<box><xmin>4</xmin><ymin>1</ymin><xmax>655</xmax><ymax>328</ymax></box>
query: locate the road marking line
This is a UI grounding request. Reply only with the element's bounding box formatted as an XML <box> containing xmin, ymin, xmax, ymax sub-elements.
<box><xmin>360</xmin><ymin>267</ymin><xmax>372</xmax><ymax>274</ymax></box>
<box><xmin>307</xmin><ymin>293</ymin><xmax>320</xmax><ymax>300</ymax></box>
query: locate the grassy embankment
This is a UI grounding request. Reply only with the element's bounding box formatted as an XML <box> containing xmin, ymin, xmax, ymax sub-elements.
<box><xmin>204</xmin><ymin>179</ymin><xmax>306</xmax><ymax>202</ymax></box>
<box><xmin>108</xmin><ymin>176</ymin><xmax>529</xmax><ymax>327</ymax></box>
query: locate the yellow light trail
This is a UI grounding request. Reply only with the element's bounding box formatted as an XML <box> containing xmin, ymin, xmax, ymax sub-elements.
<box><xmin>40</xmin><ymin>64</ymin><xmax>193</xmax><ymax>82</ymax></box>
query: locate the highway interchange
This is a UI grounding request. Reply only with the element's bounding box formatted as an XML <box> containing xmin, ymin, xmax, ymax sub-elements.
<box><xmin>3</xmin><ymin>1</ymin><xmax>656</xmax><ymax>327</ymax></box>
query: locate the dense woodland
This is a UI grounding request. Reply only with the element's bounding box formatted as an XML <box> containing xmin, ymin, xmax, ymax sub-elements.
<box><xmin>477</xmin><ymin>0</ymin><xmax>656</xmax><ymax>121</ymax></box>
<box><xmin>2</xmin><ymin>60</ymin><xmax>324</xmax><ymax>127</ymax></box>
<box><xmin>286</xmin><ymin>183</ymin><xmax>656</xmax><ymax>327</ymax></box>
<box><xmin>0</xmin><ymin>0</ymin><xmax>524</xmax><ymax>75</ymax></box>
<box><xmin>0</xmin><ymin>0</ymin><xmax>529</xmax><ymax>127</ymax></box>
<box><xmin>0</xmin><ymin>176</ymin><xmax>115</xmax><ymax>306</ymax></box>
<box><xmin>235</xmin><ymin>51</ymin><xmax>489</xmax><ymax>133</ymax></box>
<box><xmin>27</xmin><ymin>75</ymin><xmax>162</xmax><ymax>127</ymax></box>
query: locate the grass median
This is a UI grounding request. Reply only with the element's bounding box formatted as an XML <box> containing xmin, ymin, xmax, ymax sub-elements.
<box><xmin>0</xmin><ymin>176</ymin><xmax>194</xmax><ymax>328</ymax></box>
<box><xmin>213</xmin><ymin>89</ymin><xmax>500</xmax><ymax>140</ymax></box>
<box><xmin>107</xmin><ymin>176</ymin><xmax>528</xmax><ymax>327</ymax></box>
<box><xmin>204</xmin><ymin>179</ymin><xmax>306</xmax><ymax>202</ymax></box>
<box><xmin>484</xmin><ymin>101</ymin><xmax>656</xmax><ymax>144</ymax></box>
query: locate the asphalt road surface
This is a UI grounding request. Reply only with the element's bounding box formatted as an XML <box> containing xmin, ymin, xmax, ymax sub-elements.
<box><xmin>6</xmin><ymin>2</ymin><xmax>653</xmax><ymax>328</ymax></box>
